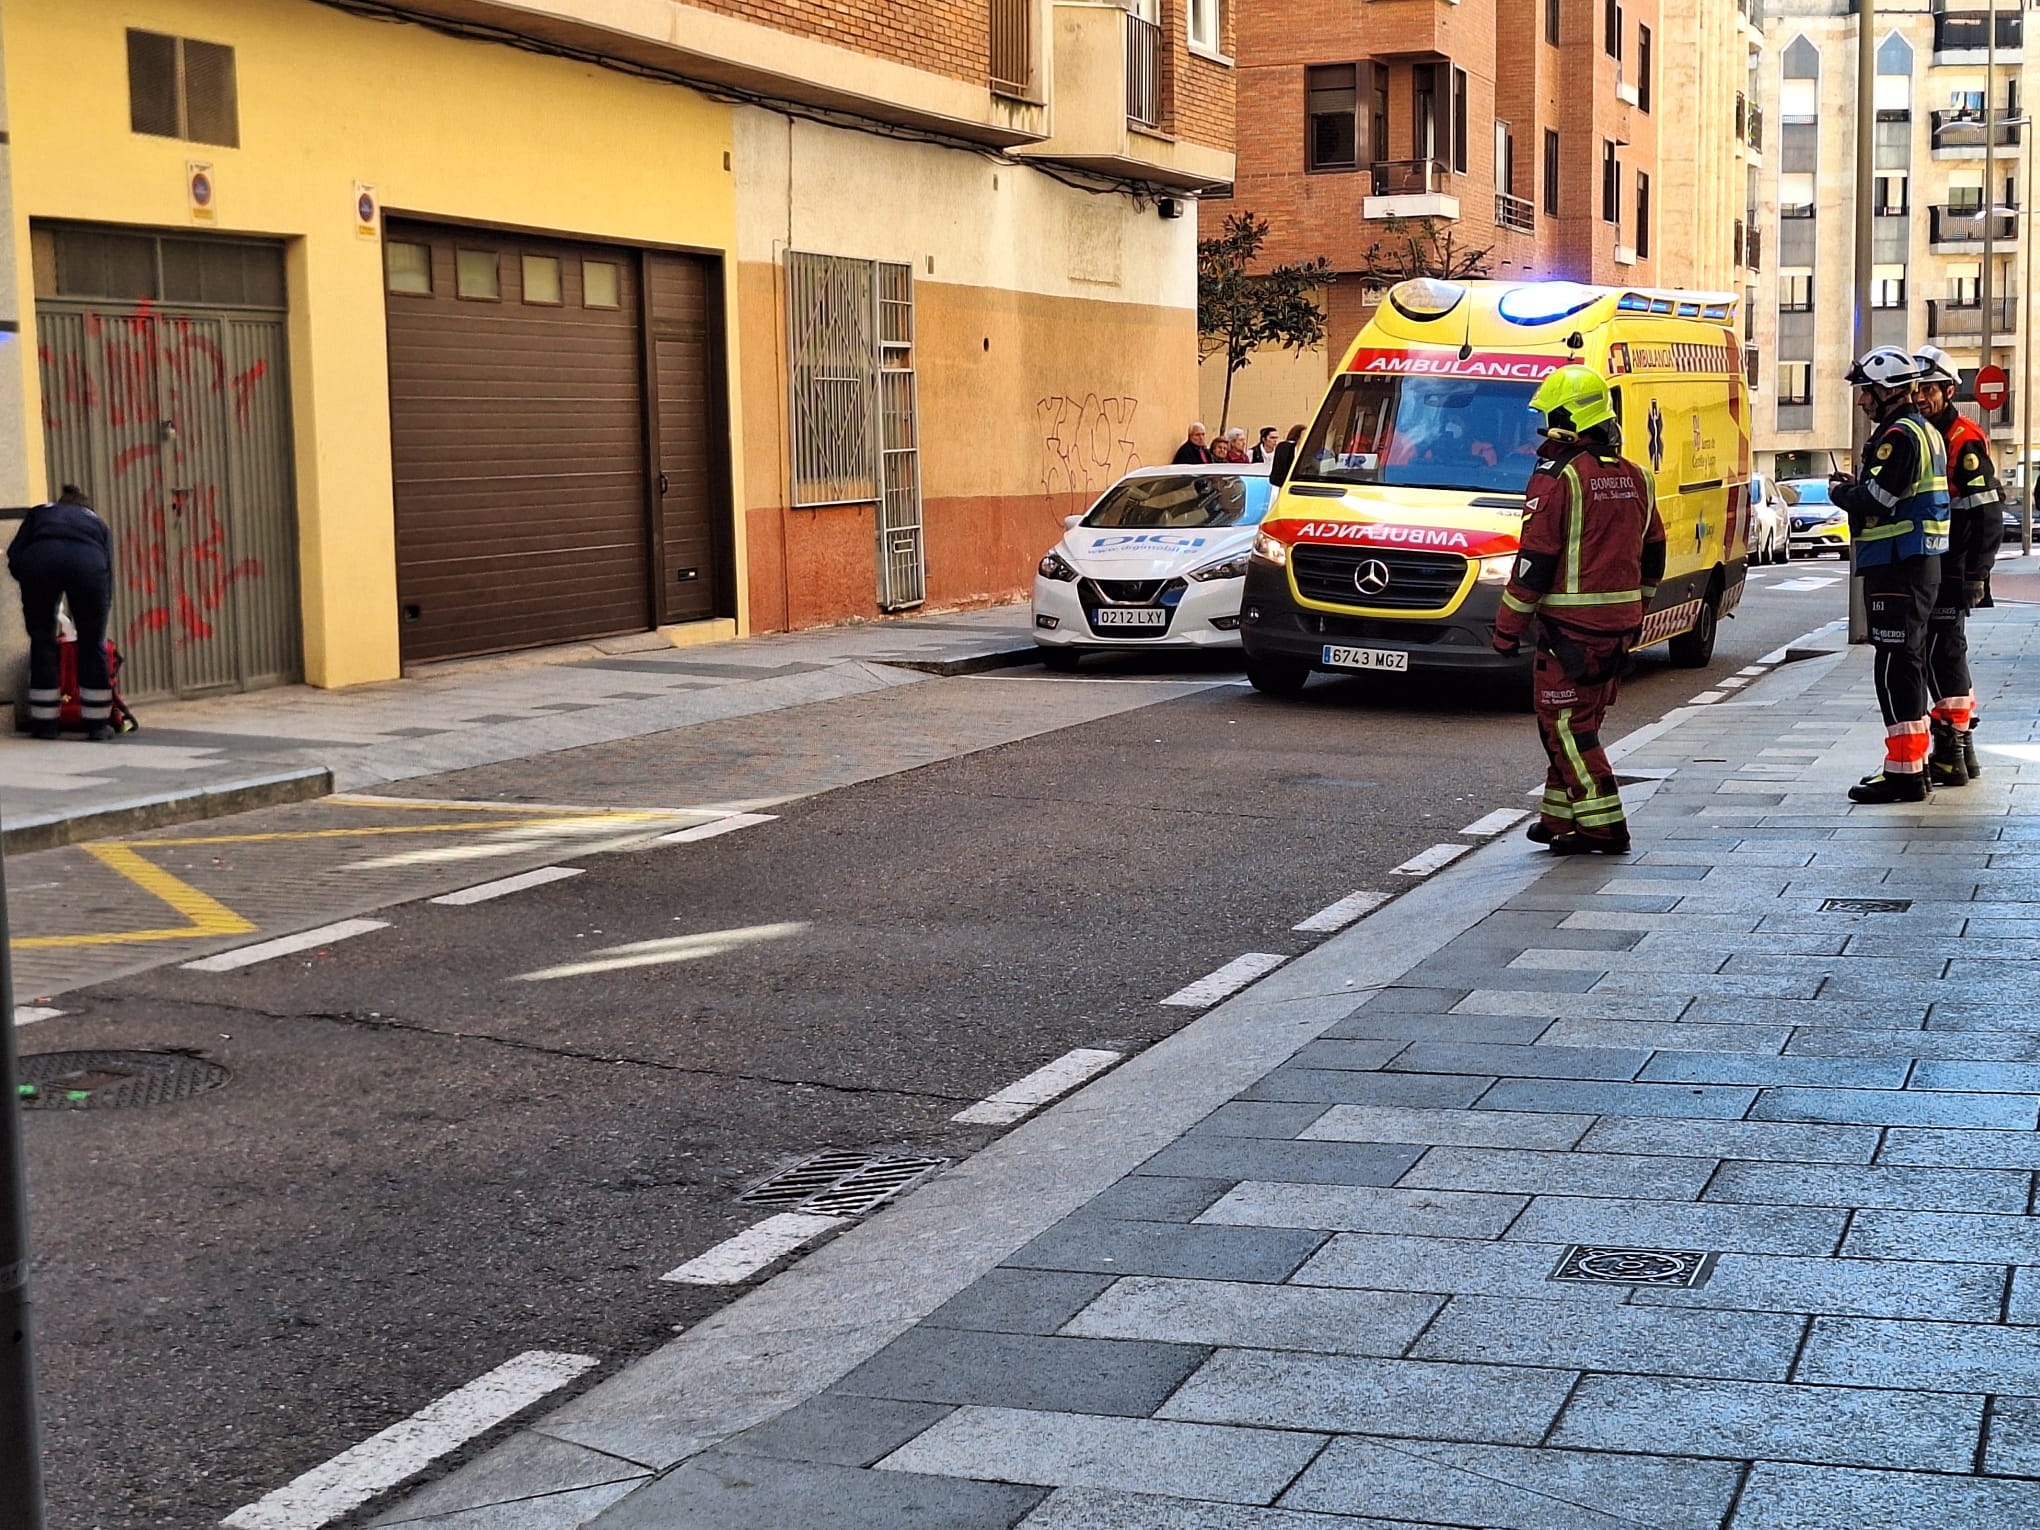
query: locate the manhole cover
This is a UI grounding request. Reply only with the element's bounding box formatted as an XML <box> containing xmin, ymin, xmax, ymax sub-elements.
<box><xmin>1550</xmin><ymin>1245</ymin><xmax>1717</xmax><ymax>1289</ymax></box>
<box><xmin>16</xmin><ymin>1050</ymin><xmax>230</xmax><ymax>1110</ymax></box>
<box><xmin>1820</xmin><ymin>897</ymin><xmax>1913</xmax><ymax>914</ymax></box>
<box><xmin>739</xmin><ymin>1149</ymin><xmax>948</xmax><ymax>1217</ymax></box>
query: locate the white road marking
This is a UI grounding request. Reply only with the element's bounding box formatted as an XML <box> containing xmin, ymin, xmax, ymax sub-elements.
<box><xmin>516</xmin><ymin>921</ymin><xmax>808</xmax><ymax>982</ymax></box>
<box><xmin>1716</xmin><ymin>677</ymin><xmax>1749</xmax><ymax>689</ymax></box>
<box><xmin>220</xmin><ymin>1350</ymin><xmax>599</xmax><ymax>1530</ymax></box>
<box><xmin>1459</xmin><ymin>809</ymin><xmax>1529</xmax><ymax>837</ymax></box>
<box><xmin>183</xmin><ymin>919</ymin><xmax>390</xmax><ymax>973</ymax></box>
<box><xmin>1391</xmin><ymin>843</ymin><xmax>1475</xmax><ymax>877</ymax></box>
<box><xmin>656</xmin><ymin>812</ymin><xmax>777</xmax><ymax>844</ymax></box>
<box><xmin>660</xmin><ymin>1213</ymin><xmax>846</xmax><ymax>1285</ymax></box>
<box><xmin>1688</xmin><ymin>691</ymin><xmax>1726</xmax><ymax>705</ymax></box>
<box><xmin>1293</xmin><ymin>890</ymin><xmax>1391</xmax><ymax>933</ymax></box>
<box><xmin>12</xmin><ymin>1007</ymin><xmax>63</xmax><ymax>1027</ymax></box>
<box><xmin>1160</xmin><ymin>952</ymin><xmax>1289</xmax><ymax>1007</ymax></box>
<box><xmin>953</xmin><ymin>1047</ymin><xmax>1125</xmax><ymax>1125</ymax></box>
<box><xmin>429</xmin><ymin>866</ymin><xmax>584</xmax><ymax>905</ymax></box>
<box><xmin>1736</xmin><ymin>666</ymin><xmax>1769</xmax><ymax>677</ymax></box>
<box><xmin>1772</xmin><ymin>577</ymin><xmax>1842</xmax><ymax>592</ymax></box>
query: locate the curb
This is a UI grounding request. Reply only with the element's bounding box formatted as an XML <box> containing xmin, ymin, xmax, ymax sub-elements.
<box><xmin>880</xmin><ymin>644</ymin><xmax>1042</xmax><ymax>677</ymax></box>
<box><xmin>1</xmin><ymin>766</ymin><xmax>333</xmax><ymax>853</ymax></box>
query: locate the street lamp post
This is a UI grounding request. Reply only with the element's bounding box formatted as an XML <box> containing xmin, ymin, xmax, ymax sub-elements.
<box><xmin>1983</xmin><ymin>0</ymin><xmax>2000</xmax><ymax>376</ymax></box>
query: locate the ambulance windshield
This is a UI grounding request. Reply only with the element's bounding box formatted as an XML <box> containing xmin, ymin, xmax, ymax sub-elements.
<box><xmin>1294</xmin><ymin>375</ymin><xmax>1546</xmax><ymax>496</ymax></box>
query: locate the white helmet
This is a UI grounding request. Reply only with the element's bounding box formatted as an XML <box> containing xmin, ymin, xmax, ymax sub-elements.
<box><xmin>1846</xmin><ymin>346</ymin><xmax>1923</xmax><ymax>390</ymax></box>
<box><xmin>1914</xmin><ymin>345</ymin><xmax>1962</xmax><ymax>388</ymax></box>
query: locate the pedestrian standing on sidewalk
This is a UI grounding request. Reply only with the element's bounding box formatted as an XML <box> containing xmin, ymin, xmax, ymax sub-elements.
<box><xmin>1172</xmin><ymin>423</ymin><xmax>1216</xmax><ymax>464</ymax></box>
<box><xmin>1914</xmin><ymin>345</ymin><xmax>1999</xmax><ymax>787</ymax></box>
<box><xmin>1250</xmin><ymin>426</ymin><xmax>1279</xmax><ymax>463</ymax></box>
<box><xmin>1491</xmin><ymin>366</ymin><xmax>1666</xmax><ymax>855</ymax></box>
<box><xmin>8</xmin><ymin>483</ymin><xmax>116</xmax><ymax>741</ymax></box>
<box><xmin>1268</xmin><ymin>423</ymin><xmax>1305</xmax><ymax>483</ymax></box>
<box><xmin>1828</xmin><ymin>346</ymin><xmax>1949</xmax><ymax>804</ymax></box>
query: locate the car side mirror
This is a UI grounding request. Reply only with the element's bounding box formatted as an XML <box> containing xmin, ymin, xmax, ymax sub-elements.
<box><xmin>1062</xmin><ymin>514</ymin><xmax>1083</xmax><ymax>530</ymax></box>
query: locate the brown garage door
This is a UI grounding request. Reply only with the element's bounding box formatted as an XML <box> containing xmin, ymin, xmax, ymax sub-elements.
<box><xmin>385</xmin><ymin>221</ymin><xmax>699</xmax><ymax>663</ymax></box>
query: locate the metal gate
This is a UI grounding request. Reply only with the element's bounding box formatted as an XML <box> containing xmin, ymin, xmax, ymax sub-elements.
<box><xmin>34</xmin><ymin>229</ymin><xmax>300</xmax><ymax>700</ymax></box>
<box><xmin>876</xmin><ymin>262</ymin><xmax>925</xmax><ymax>611</ymax></box>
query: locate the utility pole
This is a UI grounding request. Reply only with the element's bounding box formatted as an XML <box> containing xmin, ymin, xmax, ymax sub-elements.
<box><xmin>1983</xmin><ymin>0</ymin><xmax>2000</xmax><ymax>410</ymax></box>
<box><xmin>1850</xmin><ymin>0</ymin><xmax>1876</xmax><ymax>642</ymax></box>
<box><xmin>2024</xmin><ymin>122</ymin><xmax>2035</xmax><ymax>554</ymax></box>
<box><xmin>0</xmin><ymin>11</ymin><xmax>50</xmax><ymax>1528</ymax></box>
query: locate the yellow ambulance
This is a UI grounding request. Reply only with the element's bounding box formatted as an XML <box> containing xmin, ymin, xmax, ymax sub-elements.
<box><xmin>1240</xmin><ymin>278</ymin><xmax>1751</xmax><ymax>695</ymax></box>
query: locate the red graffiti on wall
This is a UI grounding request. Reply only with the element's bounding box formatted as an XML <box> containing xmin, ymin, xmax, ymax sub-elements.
<box><xmin>41</xmin><ymin>301</ymin><xmax>271</xmax><ymax>650</ymax></box>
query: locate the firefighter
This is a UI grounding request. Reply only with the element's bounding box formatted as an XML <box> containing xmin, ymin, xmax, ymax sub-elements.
<box><xmin>1492</xmin><ymin>365</ymin><xmax>1666</xmax><ymax>854</ymax></box>
<box><xmin>6</xmin><ymin>483</ymin><xmax>115</xmax><ymax>741</ymax></box>
<box><xmin>1829</xmin><ymin>346</ymin><xmax>1949</xmax><ymax>804</ymax></box>
<box><xmin>1914</xmin><ymin>345</ymin><xmax>1999</xmax><ymax>787</ymax></box>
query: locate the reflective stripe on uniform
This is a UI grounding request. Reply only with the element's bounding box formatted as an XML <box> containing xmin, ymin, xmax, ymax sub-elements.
<box><xmin>1864</xmin><ymin>479</ymin><xmax>1901</xmax><ymax>508</ymax></box>
<box><xmin>27</xmin><ymin>687</ymin><xmax>59</xmax><ymax>722</ymax></box>
<box><xmin>1543</xmin><ymin>589</ymin><xmax>1643</xmax><ymax>608</ymax></box>
<box><xmin>1502</xmin><ymin>591</ymin><xmax>1538</xmax><ymax>615</ymax></box>
<box><xmin>1563</xmin><ymin>465</ymin><xmax>1585</xmax><ymax>595</ymax></box>
<box><xmin>1857</xmin><ymin>519</ymin><xmax>1916</xmax><ymax>542</ymax></box>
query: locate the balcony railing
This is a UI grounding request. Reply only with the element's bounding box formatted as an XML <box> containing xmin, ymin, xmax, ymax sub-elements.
<box><xmin>990</xmin><ymin>0</ymin><xmax>1036</xmax><ymax>99</ymax></box>
<box><xmin>1747</xmin><ymin>224</ymin><xmax>1762</xmax><ymax>270</ymax></box>
<box><xmin>1735</xmin><ymin>92</ymin><xmax>1747</xmax><ymax>141</ymax></box>
<box><xmin>1496</xmin><ymin>191</ymin><xmax>1535</xmax><ymax>232</ymax></box>
<box><xmin>1934</xmin><ymin>11</ymin><xmax>2022</xmax><ymax>55</ymax></box>
<box><xmin>1931</xmin><ymin>109</ymin><xmax>2023</xmax><ymax>150</ymax></box>
<box><xmin>1125</xmin><ymin>10</ymin><xmax>1161</xmax><ymax>128</ymax></box>
<box><xmin>1732</xmin><ymin>218</ymin><xmax>1745</xmax><ymax>267</ymax></box>
<box><xmin>1373</xmin><ymin>158</ymin><xmax>1448</xmax><ymax>196</ymax></box>
<box><xmin>1747</xmin><ymin>101</ymin><xmax>1764</xmax><ymax>150</ymax></box>
<box><xmin>1927</xmin><ymin>299</ymin><xmax>2019</xmax><ymax>338</ymax></box>
<box><xmin>1932</xmin><ymin>204</ymin><xmax>2020</xmax><ymax>244</ymax></box>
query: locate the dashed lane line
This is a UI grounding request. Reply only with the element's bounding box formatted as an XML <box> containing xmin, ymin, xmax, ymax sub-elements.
<box><xmin>220</xmin><ymin>1349</ymin><xmax>600</xmax><ymax>1530</ymax></box>
<box><xmin>953</xmin><ymin>1047</ymin><xmax>1125</xmax><ymax>1125</ymax></box>
<box><xmin>181</xmin><ymin>919</ymin><xmax>390</xmax><ymax>974</ymax></box>
<box><xmin>1160</xmin><ymin>952</ymin><xmax>1289</xmax><ymax>1008</ymax></box>
<box><xmin>660</xmin><ymin>1213</ymin><xmax>847</xmax><ymax>1286</ymax></box>
<box><xmin>1391</xmin><ymin>843</ymin><xmax>1475</xmax><ymax>877</ymax></box>
<box><xmin>429</xmin><ymin>866</ymin><xmax>584</xmax><ymax>906</ymax></box>
<box><xmin>656</xmin><ymin>812</ymin><xmax>779</xmax><ymax>844</ymax></box>
<box><xmin>1460</xmin><ymin>809</ymin><xmax>1530</xmax><ymax>837</ymax></box>
<box><xmin>13</xmin><ymin>1008</ymin><xmax>63</xmax><ymax>1027</ymax></box>
<box><xmin>1293</xmin><ymin>891</ymin><xmax>1390</xmax><ymax>934</ymax></box>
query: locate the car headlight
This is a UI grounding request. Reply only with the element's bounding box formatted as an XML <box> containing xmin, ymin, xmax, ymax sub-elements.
<box><xmin>1038</xmin><ymin>550</ymin><xmax>1078</xmax><ymax>581</ymax></box>
<box><xmin>1188</xmin><ymin>552</ymin><xmax>1252</xmax><ymax>582</ymax></box>
<box><xmin>1251</xmin><ymin>530</ymin><xmax>1289</xmax><ymax>567</ymax></box>
<box><xmin>1476</xmin><ymin>553</ymin><xmax>1516</xmax><ymax>584</ymax></box>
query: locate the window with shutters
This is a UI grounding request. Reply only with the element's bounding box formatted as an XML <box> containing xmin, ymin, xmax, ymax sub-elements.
<box><xmin>1636</xmin><ymin>172</ymin><xmax>1650</xmax><ymax>258</ymax></box>
<box><xmin>1638</xmin><ymin>26</ymin><xmax>1652</xmax><ymax>112</ymax></box>
<box><xmin>126</xmin><ymin>29</ymin><xmax>239</xmax><ymax>147</ymax></box>
<box><xmin>1602</xmin><ymin>141</ymin><xmax>1619</xmax><ymax>224</ymax></box>
<box><xmin>1544</xmin><ymin>129</ymin><xmax>1561</xmax><ymax>217</ymax></box>
<box><xmin>1306</xmin><ymin>65</ymin><xmax>1359</xmax><ymax>171</ymax></box>
<box><xmin>1452</xmin><ymin>68</ymin><xmax>1469</xmax><ymax>174</ymax></box>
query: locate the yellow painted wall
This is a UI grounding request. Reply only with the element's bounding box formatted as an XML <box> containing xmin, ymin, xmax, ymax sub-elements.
<box><xmin>4</xmin><ymin>0</ymin><xmax>738</xmax><ymax>686</ymax></box>
<box><xmin>1198</xmin><ymin>345</ymin><xmax>1330</xmax><ymax>446</ymax></box>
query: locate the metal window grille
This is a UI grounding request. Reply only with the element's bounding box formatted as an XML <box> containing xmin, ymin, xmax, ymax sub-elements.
<box><xmin>126</xmin><ymin>29</ymin><xmax>239</xmax><ymax>147</ymax></box>
<box><xmin>875</xmin><ymin>261</ymin><xmax>925</xmax><ymax>610</ymax></box>
<box><xmin>788</xmin><ymin>252</ymin><xmax>878</xmax><ymax>507</ymax></box>
<box><xmin>990</xmin><ymin>0</ymin><xmax>1037</xmax><ymax>98</ymax></box>
<box><xmin>1126</xmin><ymin>12</ymin><xmax>1162</xmax><ymax>128</ymax></box>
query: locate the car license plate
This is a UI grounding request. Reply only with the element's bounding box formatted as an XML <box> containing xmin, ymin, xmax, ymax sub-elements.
<box><xmin>1322</xmin><ymin>644</ymin><xmax>1409</xmax><ymax>672</ymax></box>
<box><xmin>1094</xmin><ymin>607</ymin><xmax>1169</xmax><ymax>628</ymax></box>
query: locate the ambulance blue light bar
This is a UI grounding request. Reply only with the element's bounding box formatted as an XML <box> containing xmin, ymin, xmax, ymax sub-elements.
<box><xmin>1497</xmin><ymin>282</ymin><xmax>1602</xmax><ymax>325</ymax></box>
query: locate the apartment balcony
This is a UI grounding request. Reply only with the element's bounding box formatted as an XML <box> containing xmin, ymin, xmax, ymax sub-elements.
<box><xmin>1746</xmin><ymin>225</ymin><xmax>1763</xmax><ymax>271</ymax></box>
<box><xmin>1931</xmin><ymin>204</ymin><xmax>2020</xmax><ymax>249</ymax></box>
<box><xmin>1365</xmin><ymin>159</ymin><xmax>1459</xmax><ymax>221</ymax></box>
<box><xmin>1932</xmin><ymin>109</ymin><xmax>2023</xmax><ymax>159</ymax></box>
<box><xmin>1926</xmin><ymin>299</ymin><xmax>2019</xmax><ymax>341</ymax></box>
<box><xmin>1011</xmin><ymin>2</ymin><xmax>1233</xmax><ymax>190</ymax></box>
<box><xmin>1933</xmin><ymin>9</ymin><xmax>2022</xmax><ymax>65</ymax></box>
<box><xmin>1747</xmin><ymin>101</ymin><xmax>1764</xmax><ymax>152</ymax></box>
<box><xmin>1495</xmin><ymin>192</ymin><xmax>1535</xmax><ymax>233</ymax></box>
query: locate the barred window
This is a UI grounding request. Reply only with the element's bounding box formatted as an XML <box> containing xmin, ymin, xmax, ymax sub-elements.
<box><xmin>787</xmin><ymin>253</ymin><xmax>922</xmax><ymax>508</ymax></box>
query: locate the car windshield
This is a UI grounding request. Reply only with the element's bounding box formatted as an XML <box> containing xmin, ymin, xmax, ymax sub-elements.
<box><xmin>1082</xmin><ymin>474</ymin><xmax>1270</xmax><ymax>529</ymax></box>
<box><xmin>1788</xmin><ymin>480</ymin><xmax>1833</xmax><ymax>505</ymax></box>
<box><xmin>1293</xmin><ymin>374</ymin><xmax>1546</xmax><ymax>495</ymax></box>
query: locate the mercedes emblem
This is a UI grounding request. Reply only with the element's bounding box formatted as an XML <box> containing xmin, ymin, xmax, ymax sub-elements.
<box><xmin>1354</xmin><ymin>559</ymin><xmax>1392</xmax><ymax>596</ymax></box>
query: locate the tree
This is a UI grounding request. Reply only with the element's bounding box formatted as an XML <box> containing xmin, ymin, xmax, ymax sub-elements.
<box><xmin>1354</xmin><ymin>216</ymin><xmax>1495</xmax><ymax>294</ymax></box>
<box><xmin>1197</xmin><ymin>212</ymin><xmax>1333</xmax><ymax>433</ymax></box>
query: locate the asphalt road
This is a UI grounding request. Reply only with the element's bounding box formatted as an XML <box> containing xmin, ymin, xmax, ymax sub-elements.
<box><xmin>14</xmin><ymin>571</ymin><xmax>1830</xmax><ymax>1529</ymax></box>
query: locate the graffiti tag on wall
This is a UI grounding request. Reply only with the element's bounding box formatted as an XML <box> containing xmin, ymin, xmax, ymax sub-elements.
<box><xmin>1037</xmin><ymin>393</ymin><xmax>1141</xmax><ymax>498</ymax></box>
<box><xmin>39</xmin><ymin>301</ymin><xmax>268</xmax><ymax>650</ymax></box>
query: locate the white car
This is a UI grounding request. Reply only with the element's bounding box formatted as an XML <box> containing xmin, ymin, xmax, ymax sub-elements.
<box><xmin>1032</xmin><ymin>464</ymin><xmax>1274</xmax><ymax>667</ymax></box>
<box><xmin>1748</xmin><ymin>470</ymin><xmax>1790</xmax><ymax>565</ymax></box>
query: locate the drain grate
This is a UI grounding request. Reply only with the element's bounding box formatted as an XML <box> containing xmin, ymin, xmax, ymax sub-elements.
<box><xmin>1550</xmin><ymin>1245</ymin><xmax>1717</xmax><ymax>1289</ymax></box>
<box><xmin>738</xmin><ymin>1149</ymin><xmax>948</xmax><ymax>1218</ymax></box>
<box><xmin>16</xmin><ymin>1050</ymin><xmax>230</xmax><ymax>1110</ymax></box>
<box><xmin>1821</xmin><ymin>897</ymin><xmax>1913</xmax><ymax>915</ymax></box>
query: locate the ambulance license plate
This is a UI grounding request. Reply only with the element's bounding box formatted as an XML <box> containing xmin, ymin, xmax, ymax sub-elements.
<box><xmin>1322</xmin><ymin>644</ymin><xmax>1409</xmax><ymax>672</ymax></box>
<box><xmin>1095</xmin><ymin>608</ymin><xmax>1169</xmax><ymax>628</ymax></box>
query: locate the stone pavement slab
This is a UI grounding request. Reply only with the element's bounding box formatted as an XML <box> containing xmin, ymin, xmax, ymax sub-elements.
<box><xmin>1729</xmin><ymin>1462</ymin><xmax>2040</xmax><ymax>1530</ymax></box>
<box><xmin>1407</xmin><ymin>1293</ymin><xmax>1803</xmax><ymax>1379</ymax></box>
<box><xmin>582</xmin><ymin>1452</ymin><xmax>1043</xmax><ymax>1528</ymax></box>
<box><xmin>1060</xmin><ymin>1275</ymin><xmax>1442</xmax><ymax>1356</ymax></box>
<box><xmin>1016</xmin><ymin>1489</ymin><xmax>1407</xmax><ymax>1530</ymax></box>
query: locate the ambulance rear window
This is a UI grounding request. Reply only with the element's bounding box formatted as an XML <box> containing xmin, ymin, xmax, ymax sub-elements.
<box><xmin>1294</xmin><ymin>375</ymin><xmax>1545</xmax><ymax>496</ymax></box>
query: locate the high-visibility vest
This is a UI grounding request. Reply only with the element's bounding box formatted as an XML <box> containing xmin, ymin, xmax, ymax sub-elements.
<box><xmin>1855</xmin><ymin>413</ymin><xmax>1950</xmax><ymax>568</ymax></box>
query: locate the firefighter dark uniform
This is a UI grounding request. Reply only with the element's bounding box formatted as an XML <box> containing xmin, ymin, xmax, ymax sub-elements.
<box><xmin>1831</xmin><ymin>351</ymin><xmax>1949</xmax><ymax>802</ymax></box>
<box><xmin>1922</xmin><ymin>399</ymin><xmax>2000</xmax><ymax>785</ymax></box>
<box><xmin>6</xmin><ymin>484</ymin><xmax>116</xmax><ymax>740</ymax></box>
<box><xmin>1493</xmin><ymin>368</ymin><xmax>1667</xmax><ymax>854</ymax></box>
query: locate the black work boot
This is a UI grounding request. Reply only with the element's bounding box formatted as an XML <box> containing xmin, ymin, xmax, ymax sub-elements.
<box><xmin>1525</xmin><ymin>820</ymin><xmax>1558</xmax><ymax>844</ymax></box>
<box><xmin>1849</xmin><ymin>771</ymin><xmax>1930</xmax><ymax>805</ymax></box>
<box><xmin>1548</xmin><ymin>830</ymin><xmax>1632</xmax><ymax>856</ymax></box>
<box><xmin>1928</xmin><ymin>719</ymin><xmax>1970</xmax><ymax>788</ymax></box>
<box><xmin>1963</xmin><ymin>724</ymin><xmax>1983</xmax><ymax>780</ymax></box>
<box><xmin>28</xmin><ymin>720</ymin><xmax>58</xmax><ymax>741</ymax></box>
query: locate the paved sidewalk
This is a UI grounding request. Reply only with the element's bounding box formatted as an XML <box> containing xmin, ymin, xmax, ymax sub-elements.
<box><xmin>0</xmin><ymin>606</ymin><xmax>1034</xmax><ymax>850</ymax></box>
<box><xmin>378</xmin><ymin>601</ymin><xmax>2040</xmax><ymax>1530</ymax></box>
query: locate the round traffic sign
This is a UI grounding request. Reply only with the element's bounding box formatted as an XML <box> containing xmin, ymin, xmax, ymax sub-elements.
<box><xmin>1977</xmin><ymin>364</ymin><xmax>2009</xmax><ymax>410</ymax></box>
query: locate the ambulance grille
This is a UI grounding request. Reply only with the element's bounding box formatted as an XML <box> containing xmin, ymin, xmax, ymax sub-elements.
<box><xmin>1292</xmin><ymin>547</ymin><xmax>1467</xmax><ymax>610</ymax></box>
